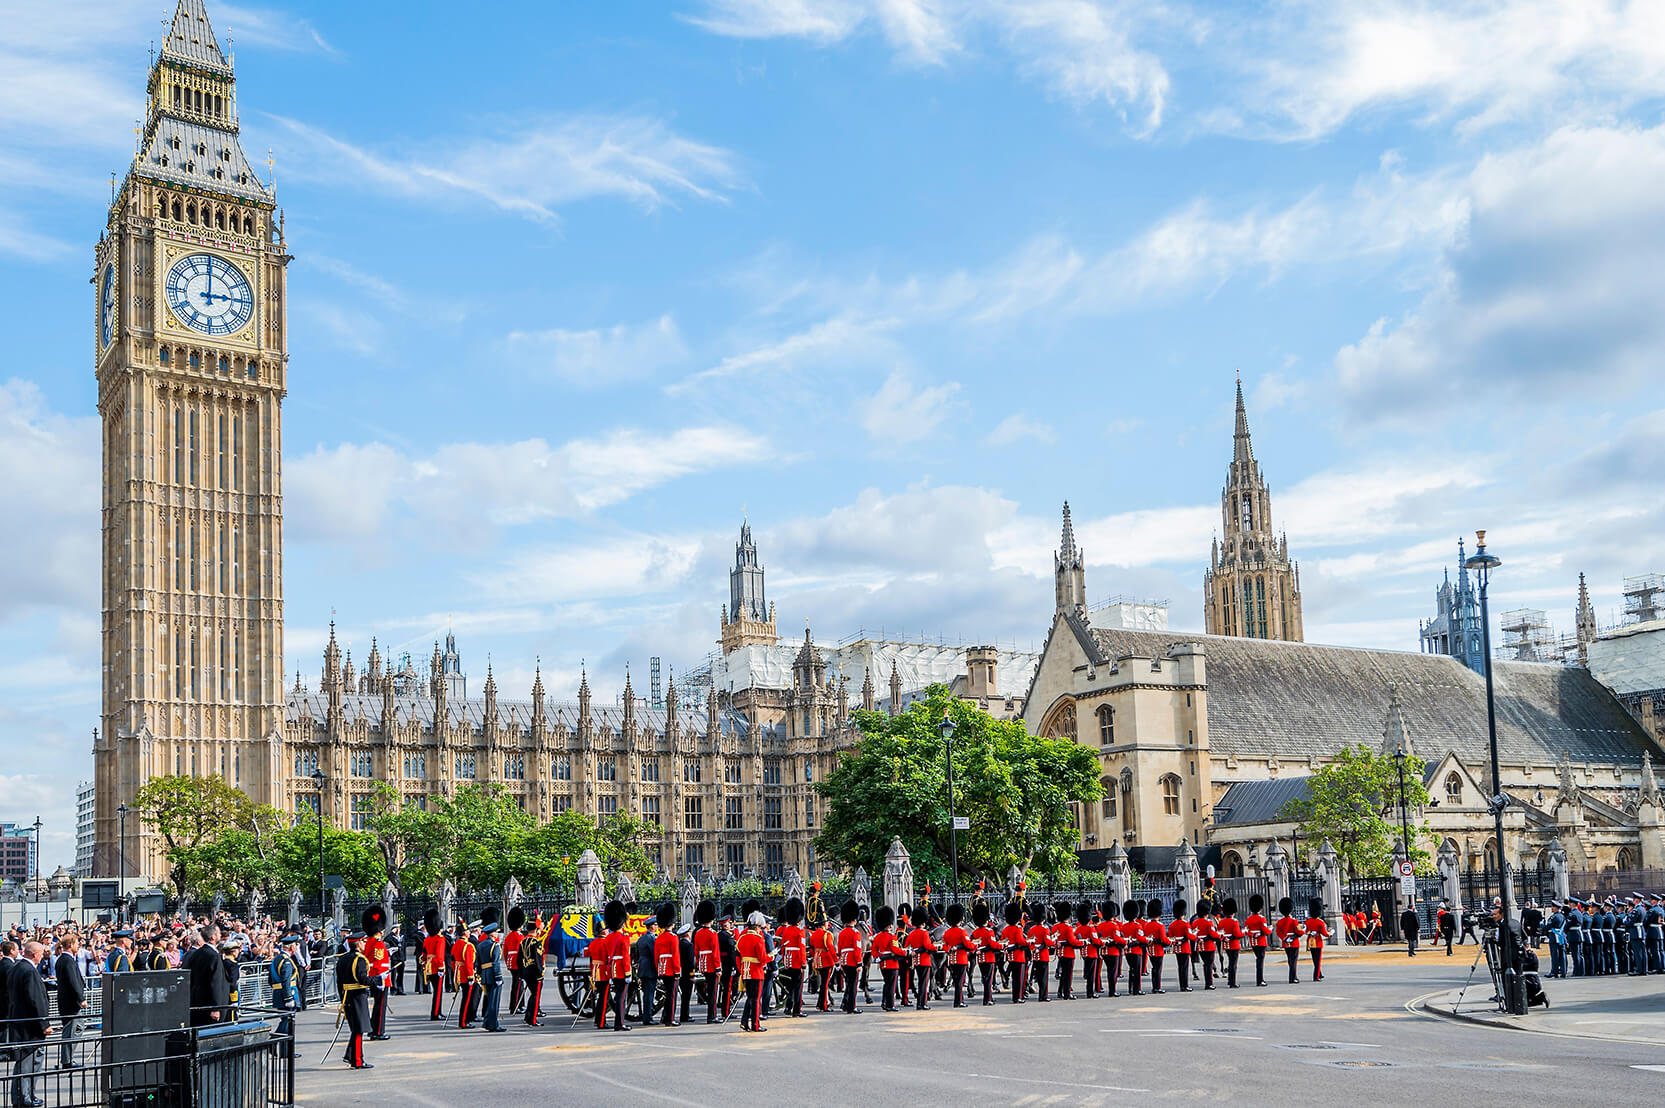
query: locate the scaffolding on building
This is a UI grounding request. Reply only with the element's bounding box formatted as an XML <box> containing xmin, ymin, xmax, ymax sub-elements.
<box><xmin>1497</xmin><ymin>607</ymin><xmax>1556</xmax><ymax>662</ymax></box>
<box><xmin>1623</xmin><ymin>573</ymin><xmax>1665</xmax><ymax>625</ymax></box>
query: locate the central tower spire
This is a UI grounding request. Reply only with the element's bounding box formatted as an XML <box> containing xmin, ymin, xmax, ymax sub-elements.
<box><xmin>1203</xmin><ymin>377</ymin><xmax>1304</xmax><ymax>641</ymax></box>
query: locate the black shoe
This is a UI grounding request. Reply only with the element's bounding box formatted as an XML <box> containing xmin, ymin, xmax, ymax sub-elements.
<box><xmin>1151</xmin><ymin>988</ymin><xmax>1164</xmax><ymax>994</ymax></box>
<box><xmin>369</xmin><ymin>1034</ymin><xmax>391</xmax><ymax>1041</ymax></box>
<box><xmin>348</xmin><ymin>1062</ymin><xmax>374</xmax><ymax>1070</ymax></box>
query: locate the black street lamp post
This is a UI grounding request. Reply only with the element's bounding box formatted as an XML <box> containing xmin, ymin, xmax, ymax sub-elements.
<box><xmin>311</xmin><ymin>769</ymin><xmax>327</xmax><ymax>911</ymax></box>
<box><xmin>116</xmin><ymin>802</ymin><xmax>128</xmax><ymax>921</ymax></box>
<box><xmin>940</xmin><ymin>712</ymin><xmax>960</xmax><ymax>906</ymax></box>
<box><xmin>1465</xmin><ymin>530</ymin><xmax>1524</xmax><ymax>1014</ymax></box>
<box><xmin>1392</xmin><ymin>743</ymin><xmax>1413</xmax><ymax>858</ymax></box>
<box><xmin>31</xmin><ymin>816</ymin><xmax>42</xmax><ymax>902</ymax></box>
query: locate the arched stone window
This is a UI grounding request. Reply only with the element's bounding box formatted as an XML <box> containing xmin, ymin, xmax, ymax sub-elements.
<box><xmin>1615</xmin><ymin>847</ymin><xmax>1636</xmax><ymax>871</ymax></box>
<box><xmin>1119</xmin><ymin>769</ymin><xmax>1135</xmax><ymax>835</ymax></box>
<box><xmin>1097</xmin><ymin>704</ymin><xmax>1114</xmax><ymax>746</ymax></box>
<box><xmin>1445</xmin><ymin>773</ymin><xmax>1463</xmax><ymax>803</ymax></box>
<box><xmin>186</xmin><ymin>201</ymin><xmax>196</xmax><ymax>224</ymax></box>
<box><xmin>1042</xmin><ymin>700</ymin><xmax>1076</xmax><ymax>742</ymax></box>
<box><xmin>1223</xmin><ymin>850</ymin><xmax>1244</xmax><ymax>878</ymax></box>
<box><xmin>1100</xmin><ymin>776</ymin><xmax>1116</xmax><ymax>820</ymax></box>
<box><xmin>1160</xmin><ymin>773</ymin><xmax>1181</xmax><ymax>816</ymax></box>
<box><xmin>172</xmin><ymin>197</ymin><xmax>182</xmax><ymax>221</ymax></box>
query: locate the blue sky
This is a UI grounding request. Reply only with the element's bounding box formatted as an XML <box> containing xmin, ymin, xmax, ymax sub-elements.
<box><xmin>4</xmin><ymin>1</ymin><xmax>1664</xmax><ymax>866</ymax></box>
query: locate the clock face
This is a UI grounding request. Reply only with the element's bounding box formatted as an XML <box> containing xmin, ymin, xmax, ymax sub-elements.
<box><xmin>99</xmin><ymin>263</ymin><xmax>116</xmax><ymax>349</ymax></box>
<box><xmin>165</xmin><ymin>252</ymin><xmax>253</xmax><ymax>337</ymax></box>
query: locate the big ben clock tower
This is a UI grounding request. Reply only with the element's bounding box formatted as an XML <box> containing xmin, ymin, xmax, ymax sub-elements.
<box><xmin>94</xmin><ymin>0</ymin><xmax>288</xmax><ymax>878</ymax></box>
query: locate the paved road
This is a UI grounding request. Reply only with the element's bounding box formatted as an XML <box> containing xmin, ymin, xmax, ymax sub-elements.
<box><xmin>292</xmin><ymin>953</ymin><xmax>1665</xmax><ymax>1105</ymax></box>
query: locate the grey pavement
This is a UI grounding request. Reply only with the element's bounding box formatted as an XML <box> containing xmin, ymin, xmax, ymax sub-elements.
<box><xmin>291</xmin><ymin>960</ymin><xmax>1665</xmax><ymax>1106</ymax></box>
<box><xmin>1422</xmin><ymin>970</ymin><xmax>1665</xmax><ymax>1046</ymax></box>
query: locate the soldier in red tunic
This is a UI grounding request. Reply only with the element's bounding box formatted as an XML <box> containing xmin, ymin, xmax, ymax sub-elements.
<box><xmin>1275</xmin><ymin>897</ymin><xmax>1305</xmax><ymax>983</ymax></box>
<box><xmin>1101</xmin><ymin>900</ymin><xmax>1123</xmax><ymax>997</ymax></box>
<box><xmin>1146</xmin><ymin>899</ymin><xmax>1170</xmax><ymax>994</ymax></box>
<box><xmin>359</xmin><ymin>907</ymin><xmax>392</xmax><ymax>1040</ymax></box>
<box><xmin>1244</xmin><ymin>894</ymin><xmax>1272</xmax><ymax>987</ymax></box>
<box><xmin>691</xmin><ymin>900</ymin><xmax>722</xmax><ymax>1023</ymax></box>
<box><xmin>999</xmin><ymin>902</ymin><xmax>1029</xmax><ymax>1004</ymax></box>
<box><xmin>836</xmin><ymin>900</ymin><xmax>865</xmax><ymax>1013</ymax></box>
<box><xmin>774</xmin><ymin>898</ymin><xmax>807</xmax><ymax>1019</ymax></box>
<box><xmin>1166</xmin><ymin>900</ymin><xmax>1193</xmax><ymax>992</ymax></box>
<box><xmin>421</xmin><ymin>909</ymin><xmax>448</xmax><ymax>1021</ymax></box>
<box><xmin>503</xmin><ymin>906</ymin><xmax>525</xmax><ymax>1014</ymax></box>
<box><xmin>1052</xmin><ymin>901</ymin><xmax>1078</xmax><ymax>1000</ymax></box>
<box><xmin>1218</xmin><ymin>897</ymin><xmax>1245</xmax><ymax>988</ymax></box>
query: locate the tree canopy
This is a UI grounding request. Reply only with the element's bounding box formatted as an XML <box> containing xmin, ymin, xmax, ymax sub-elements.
<box><xmin>814</xmin><ymin>687</ymin><xmax>1101</xmax><ymax>888</ymax></box>
<box><xmin>1276</xmin><ymin>744</ymin><xmax>1434</xmax><ymax>877</ymax></box>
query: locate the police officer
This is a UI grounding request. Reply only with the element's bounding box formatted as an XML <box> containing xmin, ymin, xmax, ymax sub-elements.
<box><xmin>337</xmin><ymin>930</ymin><xmax>374</xmax><ymax>1069</ymax></box>
<box><xmin>1647</xmin><ymin>894</ymin><xmax>1665</xmax><ymax>974</ymax></box>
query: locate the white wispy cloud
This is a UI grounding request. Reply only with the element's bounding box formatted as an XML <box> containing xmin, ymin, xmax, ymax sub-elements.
<box><xmin>667</xmin><ymin>316</ymin><xmax>899</xmax><ymax>393</ymax></box>
<box><xmin>1217</xmin><ymin>0</ymin><xmax>1665</xmax><ymax>141</ymax></box>
<box><xmin>219</xmin><ymin>3</ymin><xmax>339</xmax><ymax>55</ymax></box>
<box><xmin>684</xmin><ymin>0</ymin><xmax>1171</xmax><ymax>130</ymax></box>
<box><xmin>1335</xmin><ymin>122</ymin><xmax>1665</xmax><ymax>421</ymax></box>
<box><xmin>858</xmin><ymin>369</ymin><xmax>961</xmax><ymax>442</ymax></box>
<box><xmin>287</xmin><ymin>424</ymin><xmax>774</xmax><ymax>545</ymax></box>
<box><xmin>505</xmin><ymin>315</ymin><xmax>688</xmax><ymax>387</ymax></box>
<box><xmin>984</xmin><ymin>412</ymin><xmax>1056</xmax><ymax>446</ymax></box>
<box><xmin>271</xmin><ymin>113</ymin><xmax>744</xmax><ymax>222</ymax></box>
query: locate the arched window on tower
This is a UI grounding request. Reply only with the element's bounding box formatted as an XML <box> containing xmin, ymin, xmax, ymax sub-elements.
<box><xmin>1445</xmin><ymin>773</ymin><xmax>1463</xmax><ymax>804</ymax></box>
<box><xmin>1241</xmin><ymin>493</ymin><xmax>1253</xmax><ymax>532</ymax></box>
<box><xmin>1161</xmin><ymin>774</ymin><xmax>1181</xmax><ymax>816</ymax></box>
<box><xmin>1119</xmin><ymin>769</ymin><xmax>1135</xmax><ymax>835</ymax></box>
<box><xmin>1100</xmin><ymin>777</ymin><xmax>1116</xmax><ymax>821</ymax></box>
<box><xmin>1097</xmin><ymin>705</ymin><xmax>1114</xmax><ymax>746</ymax></box>
<box><xmin>172</xmin><ymin>198</ymin><xmax>182</xmax><ymax>221</ymax></box>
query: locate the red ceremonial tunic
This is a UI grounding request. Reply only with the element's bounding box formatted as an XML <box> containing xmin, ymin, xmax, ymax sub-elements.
<box><xmin>1275</xmin><ymin>917</ymin><xmax>1304</xmax><ymax>949</ymax></box>
<box><xmin>1027</xmin><ymin>923</ymin><xmax>1052</xmax><ymax>963</ymax></box>
<box><xmin>737</xmin><ymin>931</ymin><xmax>769</xmax><ymax>980</ymax></box>
<box><xmin>1304</xmin><ymin>917</ymin><xmax>1330</xmax><ymax>949</ymax></box>
<box><xmin>941</xmin><ymin>925</ymin><xmax>973</xmax><ymax>966</ymax></box>
<box><xmin>776</xmin><ymin>924</ymin><xmax>807</xmax><ymax>970</ymax></box>
<box><xmin>837</xmin><ymin>925</ymin><xmax>864</xmax><ymax>967</ymax></box>
<box><xmin>654</xmin><ymin>930</ymin><xmax>682</xmax><ymax>977</ymax></box>
<box><xmin>1166</xmin><ymin>916</ymin><xmax>1192</xmax><ymax>955</ymax></box>
<box><xmin>693</xmin><ymin>926</ymin><xmax>720</xmax><ymax>973</ymax></box>
<box><xmin>1052</xmin><ymin>921</ymin><xmax>1077</xmax><ymax>959</ymax></box>
<box><xmin>1000</xmin><ymin>923</ymin><xmax>1028</xmax><ymax>962</ymax></box>
<box><xmin>1218</xmin><ymin>917</ymin><xmax>1245</xmax><ymax>951</ymax></box>
<box><xmin>1244</xmin><ymin>913</ymin><xmax>1271</xmax><ymax>948</ymax></box>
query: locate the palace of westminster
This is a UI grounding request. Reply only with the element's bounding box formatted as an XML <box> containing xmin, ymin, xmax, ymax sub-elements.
<box><xmin>93</xmin><ymin>3</ymin><xmax>1665</xmax><ymax>887</ymax></box>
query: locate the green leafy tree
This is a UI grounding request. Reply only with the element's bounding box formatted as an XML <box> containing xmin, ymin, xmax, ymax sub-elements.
<box><xmin>132</xmin><ymin>775</ymin><xmax>256</xmax><ymax>894</ymax></box>
<box><xmin>272</xmin><ymin>816</ymin><xmax>389</xmax><ymax>895</ymax></box>
<box><xmin>815</xmin><ymin>687</ymin><xmax>1101</xmax><ymax>888</ymax></box>
<box><xmin>1276</xmin><ymin>744</ymin><xmax>1434</xmax><ymax>877</ymax></box>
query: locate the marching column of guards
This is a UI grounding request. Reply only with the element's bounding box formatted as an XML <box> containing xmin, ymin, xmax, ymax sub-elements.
<box><xmin>324</xmin><ymin>891</ymin><xmax>1342</xmax><ymax>1065</ymax></box>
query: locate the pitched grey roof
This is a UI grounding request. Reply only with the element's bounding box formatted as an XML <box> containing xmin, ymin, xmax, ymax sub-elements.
<box><xmin>1090</xmin><ymin>629</ymin><xmax>1654</xmax><ymax>767</ymax></box>
<box><xmin>285</xmin><ymin>691</ymin><xmax>755</xmax><ymax>740</ymax></box>
<box><xmin>1213</xmin><ymin>777</ymin><xmax>1310</xmax><ymax>827</ymax></box>
<box><xmin>140</xmin><ymin>117</ymin><xmax>272</xmax><ymax>203</ymax></box>
<box><xmin>163</xmin><ymin>0</ymin><xmax>231</xmax><ymax>73</ymax></box>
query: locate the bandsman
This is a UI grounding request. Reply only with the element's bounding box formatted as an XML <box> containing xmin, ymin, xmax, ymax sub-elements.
<box><xmin>1275</xmin><ymin>897</ymin><xmax>1304</xmax><ymax>983</ymax></box>
<box><xmin>774</xmin><ymin>899</ymin><xmax>806</xmax><ymax>1019</ymax></box>
<box><xmin>1145</xmin><ymin>898</ymin><xmax>1169</xmax><ymax>994</ymax></box>
<box><xmin>693</xmin><ymin>901</ymin><xmax>722</xmax><ymax>1022</ymax></box>
<box><xmin>360</xmin><ymin>907</ymin><xmax>392</xmax><ymax>1041</ymax></box>
<box><xmin>1027</xmin><ymin>904</ymin><xmax>1054</xmax><ymax>1002</ymax></box>
<box><xmin>836</xmin><ymin>900</ymin><xmax>865</xmax><ymax>1013</ymax></box>
<box><xmin>1052</xmin><ymin>902</ymin><xmax>1078</xmax><ymax>1000</ymax></box>
<box><xmin>654</xmin><ymin>903</ymin><xmax>683</xmax><ymax>1026</ymax></box>
<box><xmin>336</xmin><ymin>929</ymin><xmax>374</xmax><ymax>1069</ymax></box>
<box><xmin>1244</xmin><ymin>894</ymin><xmax>1272</xmax><ymax>987</ymax></box>
<box><xmin>1219</xmin><ymin>898</ymin><xmax>1244</xmax><ymax>988</ymax></box>
<box><xmin>1167</xmin><ymin>900</ymin><xmax>1193</xmax><ymax>992</ymax></box>
<box><xmin>422</xmin><ymin>910</ymin><xmax>447</xmax><ymax>1021</ymax></box>
<box><xmin>940</xmin><ymin>904</ymin><xmax>974</xmax><ymax>1008</ymax></box>
<box><xmin>453</xmin><ymin>920</ymin><xmax>479</xmax><ymax>1029</ymax></box>
<box><xmin>1304</xmin><ymin>899</ymin><xmax>1330</xmax><ymax>981</ymax></box>
<box><xmin>1100</xmin><ymin>900</ymin><xmax>1123</xmax><ymax>998</ymax></box>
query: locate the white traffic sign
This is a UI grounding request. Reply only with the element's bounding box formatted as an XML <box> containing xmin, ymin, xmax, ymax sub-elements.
<box><xmin>1396</xmin><ymin>860</ymin><xmax>1414</xmax><ymax>878</ymax></box>
<box><xmin>952</xmin><ymin>816</ymin><xmax>970</xmax><ymax>831</ymax></box>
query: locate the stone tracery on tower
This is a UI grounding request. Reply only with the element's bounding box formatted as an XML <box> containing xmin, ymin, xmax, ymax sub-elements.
<box><xmin>1202</xmin><ymin>377</ymin><xmax>1304</xmax><ymax>641</ymax></box>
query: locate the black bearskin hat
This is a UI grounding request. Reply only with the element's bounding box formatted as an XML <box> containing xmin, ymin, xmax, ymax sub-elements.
<box><xmin>741</xmin><ymin>899</ymin><xmax>761</xmax><ymax>919</ymax></box>
<box><xmin>972</xmin><ymin>903</ymin><xmax>990</xmax><ymax>927</ymax></box>
<box><xmin>1309</xmin><ymin>898</ymin><xmax>1324</xmax><ymax>919</ymax></box>
<box><xmin>781</xmin><ymin>898</ymin><xmax>805</xmax><ymax>926</ymax></box>
<box><xmin>898</xmin><ymin>902</ymin><xmax>912</xmax><ymax>924</ymax></box>
<box><xmin>1146</xmin><ymin>898</ymin><xmax>1163</xmax><ymax>919</ymax></box>
<box><xmin>480</xmin><ymin>905</ymin><xmax>500</xmax><ymax>928</ymax></box>
<box><xmin>875</xmin><ymin>905</ymin><xmax>895</xmax><ymax>929</ymax></box>
<box><xmin>1172</xmin><ymin>898</ymin><xmax>1187</xmax><ymax>917</ymax></box>
<box><xmin>946</xmin><ymin>903</ymin><xmax>965</xmax><ymax>926</ymax></box>
<box><xmin>694</xmin><ymin>899</ymin><xmax>716</xmax><ymax>926</ymax></box>
<box><xmin>507</xmin><ymin>906</ymin><xmax>526</xmax><ymax>932</ymax></box>
<box><xmin>656</xmin><ymin>903</ymin><xmax>676</xmax><ymax>929</ymax></box>
<box><xmin>603</xmin><ymin>900</ymin><xmax>627</xmax><ymax>932</ymax></box>
<box><xmin>1079</xmin><ymin>901</ymin><xmax>1096</xmax><ymax>923</ymax></box>
<box><xmin>1004</xmin><ymin>902</ymin><xmax>1022</xmax><ymax>926</ymax></box>
<box><xmin>1123</xmin><ymin>899</ymin><xmax>1142</xmax><ymax>920</ymax></box>
<box><xmin>1222</xmin><ymin>897</ymin><xmax>1238</xmax><ymax>917</ymax></box>
<box><xmin>1054</xmin><ymin>901</ymin><xmax>1072</xmax><ymax>922</ymax></box>
<box><xmin>422</xmin><ymin>908</ymin><xmax>441</xmax><ymax>937</ymax></box>
<box><xmin>1278</xmin><ymin>896</ymin><xmax>1294</xmax><ymax>917</ymax></box>
<box><xmin>1102</xmin><ymin>900</ymin><xmax>1120</xmax><ymax>920</ymax></box>
<box><xmin>1249</xmin><ymin>893</ymin><xmax>1265</xmax><ymax>913</ymax></box>
<box><xmin>840</xmin><ymin>899</ymin><xmax>860</xmax><ymax>925</ymax></box>
<box><xmin>361</xmin><ymin>906</ymin><xmax>387</xmax><ymax>936</ymax></box>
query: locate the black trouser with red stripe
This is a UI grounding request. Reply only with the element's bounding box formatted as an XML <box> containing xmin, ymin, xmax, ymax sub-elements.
<box><xmin>1009</xmin><ymin>960</ymin><xmax>1027</xmax><ymax>1003</ymax></box>
<box><xmin>658</xmin><ymin>975</ymin><xmax>679</xmax><ymax>1025</ymax></box>
<box><xmin>1227</xmin><ymin>948</ymin><xmax>1241</xmax><ymax>987</ymax></box>
<box><xmin>703</xmin><ymin>972</ymin><xmax>721</xmax><ymax>1022</ymax></box>
<box><xmin>1084</xmin><ymin>955</ymin><xmax>1099</xmax><ymax>996</ymax></box>
<box><xmin>1253</xmin><ymin>946</ymin><xmax>1267</xmax><ymax>985</ymax></box>
<box><xmin>781</xmin><ymin>968</ymin><xmax>804</xmax><ymax>1016</ymax></box>
<box><xmin>1176</xmin><ymin>950</ymin><xmax>1191</xmax><ymax>990</ymax></box>
<box><xmin>881</xmin><ymin>966</ymin><xmax>898</xmax><ymax>1009</ymax></box>
<box><xmin>950</xmin><ymin>963</ymin><xmax>966</xmax><ymax>1005</ymax></box>
<box><xmin>980</xmin><ymin>962</ymin><xmax>996</xmax><ymax>1004</ymax></box>
<box><xmin>509</xmin><ymin>973</ymin><xmax>523</xmax><ymax>1013</ymax></box>
<box><xmin>343</xmin><ymin>991</ymin><xmax>369</xmax><ymax>1067</ymax></box>
<box><xmin>427</xmin><ymin>974</ymin><xmax>444</xmax><ymax>1020</ymax></box>
<box><xmin>371</xmin><ymin>984</ymin><xmax>388</xmax><ymax>1036</ymax></box>
<box><xmin>1058</xmin><ymin>956</ymin><xmax>1075</xmax><ymax>998</ymax></box>
<box><xmin>523</xmin><ymin>976</ymin><xmax>542</xmax><ymax>1025</ymax></box>
<box><xmin>1034</xmin><ymin>960</ymin><xmax>1050</xmax><ymax>1000</ymax></box>
<box><xmin>1127</xmin><ymin>948</ymin><xmax>1145</xmax><ymax>994</ymax></box>
<box><xmin>593</xmin><ymin>979</ymin><xmax>609</xmax><ymax>1028</ymax></box>
<box><xmin>817</xmin><ymin>967</ymin><xmax>833</xmax><ymax>1010</ymax></box>
<box><xmin>914</xmin><ymin>964</ymin><xmax>931</xmax><ymax>1009</ymax></box>
<box><xmin>458</xmin><ymin>982</ymin><xmax>476</xmax><ymax>1028</ymax></box>
<box><xmin>1149</xmin><ymin>952</ymin><xmax>1165</xmax><ymax>992</ymax></box>
<box><xmin>1105</xmin><ymin>952</ymin><xmax>1121</xmax><ymax>996</ymax></box>
<box><xmin>841</xmin><ymin>964</ymin><xmax>860</xmax><ymax>1011</ymax></box>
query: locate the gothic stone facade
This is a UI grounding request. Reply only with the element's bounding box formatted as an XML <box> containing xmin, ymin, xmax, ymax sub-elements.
<box><xmin>1024</xmin><ymin>505</ymin><xmax>1665</xmax><ymax>878</ymax></box>
<box><xmin>94</xmin><ymin>1</ymin><xmax>289</xmax><ymax>878</ymax></box>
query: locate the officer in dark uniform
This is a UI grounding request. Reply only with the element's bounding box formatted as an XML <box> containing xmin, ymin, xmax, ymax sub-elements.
<box><xmin>1625</xmin><ymin>897</ymin><xmax>1646</xmax><ymax>975</ymax></box>
<box><xmin>1545</xmin><ymin>902</ymin><xmax>1567</xmax><ymax>977</ymax></box>
<box><xmin>519</xmin><ymin>915</ymin><xmax>545</xmax><ymax>1026</ymax></box>
<box><xmin>1646</xmin><ymin>894</ymin><xmax>1665</xmax><ymax>974</ymax></box>
<box><xmin>104</xmin><ymin>929</ymin><xmax>135</xmax><ymax>974</ymax></box>
<box><xmin>337</xmin><ymin>930</ymin><xmax>374</xmax><ymax>1069</ymax></box>
<box><xmin>1566</xmin><ymin>899</ymin><xmax>1584</xmax><ymax>976</ymax></box>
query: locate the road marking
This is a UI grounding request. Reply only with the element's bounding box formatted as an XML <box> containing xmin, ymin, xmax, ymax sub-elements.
<box><xmin>966</xmin><ymin>1073</ymin><xmax>1148</xmax><ymax>1093</ymax></box>
<box><xmin>1320</xmin><ymin>1040</ymin><xmax>1382</xmax><ymax>1048</ymax></box>
<box><xmin>1631</xmin><ymin>1065</ymin><xmax>1665</xmax><ymax>1073</ymax></box>
<box><xmin>578</xmin><ymin>1068</ymin><xmax>711</xmax><ymax>1105</ymax></box>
